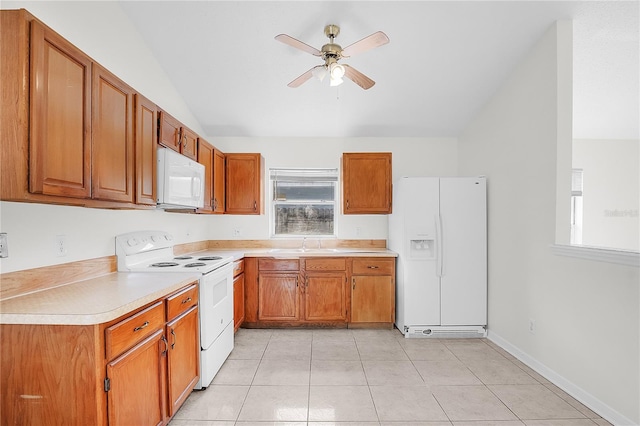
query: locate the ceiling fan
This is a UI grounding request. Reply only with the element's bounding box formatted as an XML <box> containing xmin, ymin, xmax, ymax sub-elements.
<box><xmin>275</xmin><ymin>24</ymin><xmax>389</xmax><ymax>90</ymax></box>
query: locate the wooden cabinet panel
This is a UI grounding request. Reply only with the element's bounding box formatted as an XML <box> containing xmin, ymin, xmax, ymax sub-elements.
<box><xmin>351</xmin><ymin>275</ymin><xmax>394</xmax><ymax>323</ymax></box>
<box><xmin>258</xmin><ymin>258</ymin><xmax>299</xmax><ymax>271</ymax></box>
<box><xmin>225</xmin><ymin>153</ymin><xmax>262</xmax><ymax>214</ymax></box>
<box><xmin>105</xmin><ymin>301</ymin><xmax>165</xmax><ymax>360</ymax></box>
<box><xmin>166</xmin><ymin>306</ymin><xmax>199</xmax><ymax>417</ymax></box>
<box><xmin>29</xmin><ymin>20</ymin><xmax>92</xmax><ymax>199</ymax></box>
<box><xmin>180</xmin><ymin>127</ymin><xmax>198</xmax><ymax>160</ymax></box>
<box><xmin>212</xmin><ymin>148</ymin><xmax>225</xmax><ymax>213</ymax></box>
<box><xmin>198</xmin><ymin>139</ymin><xmax>214</xmax><ymax>212</ymax></box>
<box><xmin>92</xmin><ymin>64</ymin><xmax>134</xmax><ymax>202</ymax></box>
<box><xmin>342</xmin><ymin>152</ymin><xmax>392</xmax><ymax>214</ymax></box>
<box><xmin>305</xmin><ymin>258</ymin><xmax>346</xmax><ymax>271</ymax></box>
<box><xmin>134</xmin><ymin>94</ymin><xmax>157</xmax><ymax>205</ymax></box>
<box><xmin>166</xmin><ymin>284</ymin><xmax>198</xmax><ymax>320</ymax></box>
<box><xmin>234</xmin><ymin>272</ymin><xmax>245</xmax><ymax>331</ymax></box>
<box><xmin>106</xmin><ymin>329</ymin><xmax>165</xmax><ymax>426</ymax></box>
<box><xmin>258</xmin><ymin>273</ymin><xmax>299</xmax><ymax>321</ymax></box>
<box><xmin>351</xmin><ymin>258</ymin><xmax>395</xmax><ymax>275</ymax></box>
<box><xmin>304</xmin><ymin>272</ymin><xmax>347</xmax><ymax>321</ymax></box>
<box><xmin>158</xmin><ymin>111</ymin><xmax>181</xmax><ymax>152</ymax></box>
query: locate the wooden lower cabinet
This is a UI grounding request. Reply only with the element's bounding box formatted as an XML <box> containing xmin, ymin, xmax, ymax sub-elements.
<box><xmin>0</xmin><ymin>282</ymin><xmax>199</xmax><ymax>426</ymax></box>
<box><xmin>258</xmin><ymin>272</ymin><xmax>299</xmax><ymax>321</ymax></box>
<box><xmin>233</xmin><ymin>259</ymin><xmax>245</xmax><ymax>332</ymax></box>
<box><xmin>244</xmin><ymin>256</ymin><xmax>394</xmax><ymax>328</ymax></box>
<box><xmin>166</xmin><ymin>306</ymin><xmax>199</xmax><ymax>417</ymax></box>
<box><xmin>106</xmin><ymin>329</ymin><xmax>166</xmax><ymax>426</ymax></box>
<box><xmin>350</xmin><ymin>258</ymin><xmax>396</xmax><ymax>327</ymax></box>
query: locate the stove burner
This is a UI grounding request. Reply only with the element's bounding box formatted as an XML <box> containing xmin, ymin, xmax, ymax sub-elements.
<box><xmin>174</xmin><ymin>256</ymin><xmax>193</xmax><ymax>260</ymax></box>
<box><xmin>198</xmin><ymin>256</ymin><xmax>223</xmax><ymax>261</ymax></box>
<box><xmin>184</xmin><ymin>262</ymin><xmax>207</xmax><ymax>268</ymax></box>
<box><xmin>150</xmin><ymin>262</ymin><xmax>179</xmax><ymax>267</ymax></box>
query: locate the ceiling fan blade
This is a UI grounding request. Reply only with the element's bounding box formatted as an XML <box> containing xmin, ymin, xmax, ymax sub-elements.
<box><xmin>275</xmin><ymin>34</ymin><xmax>322</xmax><ymax>56</ymax></box>
<box><xmin>343</xmin><ymin>65</ymin><xmax>375</xmax><ymax>90</ymax></box>
<box><xmin>287</xmin><ymin>66</ymin><xmax>323</xmax><ymax>88</ymax></box>
<box><xmin>341</xmin><ymin>31</ymin><xmax>389</xmax><ymax>58</ymax></box>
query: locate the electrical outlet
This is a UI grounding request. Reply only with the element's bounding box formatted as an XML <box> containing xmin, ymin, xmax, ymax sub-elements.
<box><xmin>55</xmin><ymin>235</ymin><xmax>67</xmax><ymax>257</ymax></box>
<box><xmin>355</xmin><ymin>227</ymin><xmax>362</xmax><ymax>237</ymax></box>
<box><xmin>0</xmin><ymin>233</ymin><xmax>8</xmax><ymax>258</ymax></box>
<box><xmin>529</xmin><ymin>318</ymin><xmax>536</xmax><ymax>334</ymax></box>
<box><xmin>233</xmin><ymin>228</ymin><xmax>242</xmax><ymax>237</ymax></box>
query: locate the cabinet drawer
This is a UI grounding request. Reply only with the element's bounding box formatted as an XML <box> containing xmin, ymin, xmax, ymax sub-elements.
<box><xmin>166</xmin><ymin>283</ymin><xmax>198</xmax><ymax>321</ymax></box>
<box><xmin>351</xmin><ymin>258</ymin><xmax>395</xmax><ymax>275</ymax></box>
<box><xmin>305</xmin><ymin>258</ymin><xmax>346</xmax><ymax>271</ymax></box>
<box><xmin>233</xmin><ymin>259</ymin><xmax>245</xmax><ymax>277</ymax></box>
<box><xmin>259</xmin><ymin>258</ymin><xmax>299</xmax><ymax>271</ymax></box>
<box><xmin>106</xmin><ymin>301</ymin><xmax>165</xmax><ymax>360</ymax></box>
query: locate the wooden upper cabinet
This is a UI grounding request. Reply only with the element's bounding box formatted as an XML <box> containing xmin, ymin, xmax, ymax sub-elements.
<box><xmin>29</xmin><ymin>19</ymin><xmax>92</xmax><ymax>199</ymax></box>
<box><xmin>91</xmin><ymin>64</ymin><xmax>134</xmax><ymax>203</ymax></box>
<box><xmin>342</xmin><ymin>152</ymin><xmax>392</xmax><ymax>214</ymax></box>
<box><xmin>134</xmin><ymin>94</ymin><xmax>157</xmax><ymax>206</ymax></box>
<box><xmin>212</xmin><ymin>148</ymin><xmax>225</xmax><ymax>213</ymax></box>
<box><xmin>225</xmin><ymin>153</ymin><xmax>263</xmax><ymax>214</ymax></box>
<box><xmin>158</xmin><ymin>110</ymin><xmax>197</xmax><ymax>160</ymax></box>
<box><xmin>180</xmin><ymin>127</ymin><xmax>198</xmax><ymax>160</ymax></box>
<box><xmin>197</xmin><ymin>139</ymin><xmax>214</xmax><ymax>212</ymax></box>
<box><xmin>158</xmin><ymin>111</ymin><xmax>181</xmax><ymax>152</ymax></box>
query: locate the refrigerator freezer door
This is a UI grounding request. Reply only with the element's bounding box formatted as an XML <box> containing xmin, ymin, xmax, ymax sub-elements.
<box><xmin>399</xmin><ymin>177</ymin><xmax>441</xmax><ymax>327</ymax></box>
<box><xmin>439</xmin><ymin>178</ymin><xmax>487</xmax><ymax>326</ymax></box>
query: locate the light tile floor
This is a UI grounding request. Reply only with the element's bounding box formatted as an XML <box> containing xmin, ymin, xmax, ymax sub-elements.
<box><xmin>169</xmin><ymin>328</ymin><xmax>612</xmax><ymax>426</ymax></box>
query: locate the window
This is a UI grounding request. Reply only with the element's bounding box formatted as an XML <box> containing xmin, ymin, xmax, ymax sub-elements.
<box><xmin>270</xmin><ymin>168</ymin><xmax>338</xmax><ymax>237</ymax></box>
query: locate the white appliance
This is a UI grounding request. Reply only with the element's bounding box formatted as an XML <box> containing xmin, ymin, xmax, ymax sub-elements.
<box><xmin>115</xmin><ymin>231</ymin><xmax>236</xmax><ymax>389</ymax></box>
<box><xmin>388</xmin><ymin>177</ymin><xmax>487</xmax><ymax>338</ymax></box>
<box><xmin>157</xmin><ymin>147</ymin><xmax>205</xmax><ymax>209</ymax></box>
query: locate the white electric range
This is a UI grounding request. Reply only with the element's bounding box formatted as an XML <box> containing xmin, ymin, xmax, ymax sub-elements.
<box><xmin>115</xmin><ymin>230</ymin><xmax>236</xmax><ymax>389</ymax></box>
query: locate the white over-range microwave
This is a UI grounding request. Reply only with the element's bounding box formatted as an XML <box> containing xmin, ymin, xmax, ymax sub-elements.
<box><xmin>157</xmin><ymin>147</ymin><xmax>205</xmax><ymax>209</ymax></box>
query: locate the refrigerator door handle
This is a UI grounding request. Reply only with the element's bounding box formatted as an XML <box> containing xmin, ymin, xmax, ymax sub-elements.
<box><xmin>436</xmin><ymin>213</ymin><xmax>444</xmax><ymax>277</ymax></box>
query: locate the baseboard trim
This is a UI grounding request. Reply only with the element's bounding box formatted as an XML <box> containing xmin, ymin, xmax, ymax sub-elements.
<box><xmin>488</xmin><ymin>330</ymin><xmax>638</xmax><ymax>426</ymax></box>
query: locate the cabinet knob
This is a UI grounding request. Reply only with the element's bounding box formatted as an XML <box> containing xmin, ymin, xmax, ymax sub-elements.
<box><xmin>367</xmin><ymin>265</ymin><xmax>379</xmax><ymax>269</ymax></box>
<box><xmin>133</xmin><ymin>321</ymin><xmax>149</xmax><ymax>332</ymax></box>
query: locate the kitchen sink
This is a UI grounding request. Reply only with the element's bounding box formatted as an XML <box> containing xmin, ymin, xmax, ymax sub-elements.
<box><xmin>266</xmin><ymin>248</ymin><xmax>377</xmax><ymax>254</ymax></box>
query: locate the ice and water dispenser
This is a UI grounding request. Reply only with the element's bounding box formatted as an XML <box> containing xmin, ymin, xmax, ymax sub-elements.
<box><xmin>409</xmin><ymin>236</ymin><xmax>435</xmax><ymax>259</ymax></box>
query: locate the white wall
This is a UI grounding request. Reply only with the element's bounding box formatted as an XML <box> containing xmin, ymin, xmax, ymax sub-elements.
<box><xmin>573</xmin><ymin>138</ymin><xmax>640</xmax><ymax>251</ymax></box>
<box><xmin>209</xmin><ymin>137</ymin><xmax>458</xmax><ymax>241</ymax></box>
<box><xmin>458</xmin><ymin>21</ymin><xmax>639</xmax><ymax>425</ymax></box>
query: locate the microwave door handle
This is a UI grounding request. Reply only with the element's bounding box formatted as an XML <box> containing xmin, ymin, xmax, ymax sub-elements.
<box><xmin>192</xmin><ymin>176</ymin><xmax>201</xmax><ymax>198</ymax></box>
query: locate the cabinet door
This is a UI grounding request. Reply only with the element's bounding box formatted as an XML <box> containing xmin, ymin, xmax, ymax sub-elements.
<box><xmin>342</xmin><ymin>152</ymin><xmax>392</xmax><ymax>214</ymax></box>
<box><xmin>180</xmin><ymin>127</ymin><xmax>198</xmax><ymax>160</ymax></box>
<box><xmin>258</xmin><ymin>273</ymin><xmax>299</xmax><ymax>321</ymax></box>
<box><xmin>166</xmin><ymin>306</ymin><xmax>199</xmax><ymax>418</ymax></box>
<box><xmin>106</xmin><ymin>329</ymin><xmax>165</xmax><ymax>426</ymax></box>
<box><xmin>225</xmin><ymin>153</ymin><xmax>262</xmax><ymax>214</ymax></box>
<box><xmin>233</xmin><ymin>273</ymin><xmax>245</xmax><ymax>331</ymax></box>
<box><xmin>212</xmin><ymin>148</ymin><xmax>225</xmax><ymax>213</ymax></box>
<box><xmin>304</xmin><ymin>272</ymin><xmax>347</xmax><ymax>321</ymax></box>
<box><xmin>197</xmin><ymin>139</ymin><xmax>214</xmax><ymax>212</ymax></box>
<box><xmin>91</xmin><ymin>64</ymin><xmax>134</xmax><ymax>202</ymax></box>
<box><xmin>351</xmin><ymin>275</ymin><xmax>394</xmax><ymax>323</ymax></box>
<box><xmin>29</xmin><ymin>20</ymin><xmax>91</xmax><ymax>198</ymax></box>
<box><xmin>158</xmin><ymin>111</ymin><xmax>181</xmax><ymax>152</ymax></box>
<box><xmin>134</xmin><ymin>94</ymin><xmax>157</xmax><ymax>205</ymax></box>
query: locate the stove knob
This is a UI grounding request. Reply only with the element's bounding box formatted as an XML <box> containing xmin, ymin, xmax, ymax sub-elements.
<box><xmin>151</xmin><ymin>235</ymin><xmax>159</xmax><ymax>242</ymax></box>
<box><xmin>127</xmin><ymin>238</ymin><xmax>138</xmax><ymax>247</ymax></box>
<box><xmin>165</xmin><ymin>235</ymin><xmax>173</xmax><ymax>241</ymax></box>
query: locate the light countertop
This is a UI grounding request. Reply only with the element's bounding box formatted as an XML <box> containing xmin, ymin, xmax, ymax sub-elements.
<box><xmin>0</xmin><ymin>272</ymin><xmax>199</xmax><ymax>326</ymax></box>
<box><xmin>196</xmin><ymin>248</ymin><xmax>398</xmax><ymax>258</ymax></box>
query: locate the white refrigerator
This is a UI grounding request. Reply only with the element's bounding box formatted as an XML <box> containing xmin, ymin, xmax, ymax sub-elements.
<box><xmin>388</xmin><ymin>177</ymin><xmax>487</xmax><ymax>338</ymax></box>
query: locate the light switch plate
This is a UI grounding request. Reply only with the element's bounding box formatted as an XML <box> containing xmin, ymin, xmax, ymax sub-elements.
<box><xmin>0</xmin><ymin>233</ymin><xmax>8</xmax><ymax>258</ymax></box>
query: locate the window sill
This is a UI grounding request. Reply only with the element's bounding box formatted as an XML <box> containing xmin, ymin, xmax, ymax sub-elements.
<box><xmin>550</xmin><ymin>244</ymin><xmax>639</xmax><ymax>267</ymax></box>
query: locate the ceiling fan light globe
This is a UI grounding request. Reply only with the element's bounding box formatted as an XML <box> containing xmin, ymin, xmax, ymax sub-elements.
<box><xmin>330</xmin><ymin>63</ymin><xmax>345</xmax><ymax>79</ymax></box>
<box><xmin>312</xmin><ymin>66</ymin><xmax>327</xmax><ymax>82</ymax></box>
<box><xmin>329</xmin><ymin>76</ymin><xmax>344</xmax><ymax>87</ymax></box>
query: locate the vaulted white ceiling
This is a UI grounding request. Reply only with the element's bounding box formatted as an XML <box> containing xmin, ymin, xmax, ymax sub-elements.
<box><xmin>118</xmin><ymin>1</ymin><xmax>639</xmax><ymax>139</ymax></box>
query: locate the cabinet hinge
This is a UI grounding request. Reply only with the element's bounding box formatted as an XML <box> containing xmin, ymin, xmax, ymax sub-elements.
<box><xmin>104</xmin><ymin>377</ymin><xmax>111</xmax><ymax>392</ymax></box>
